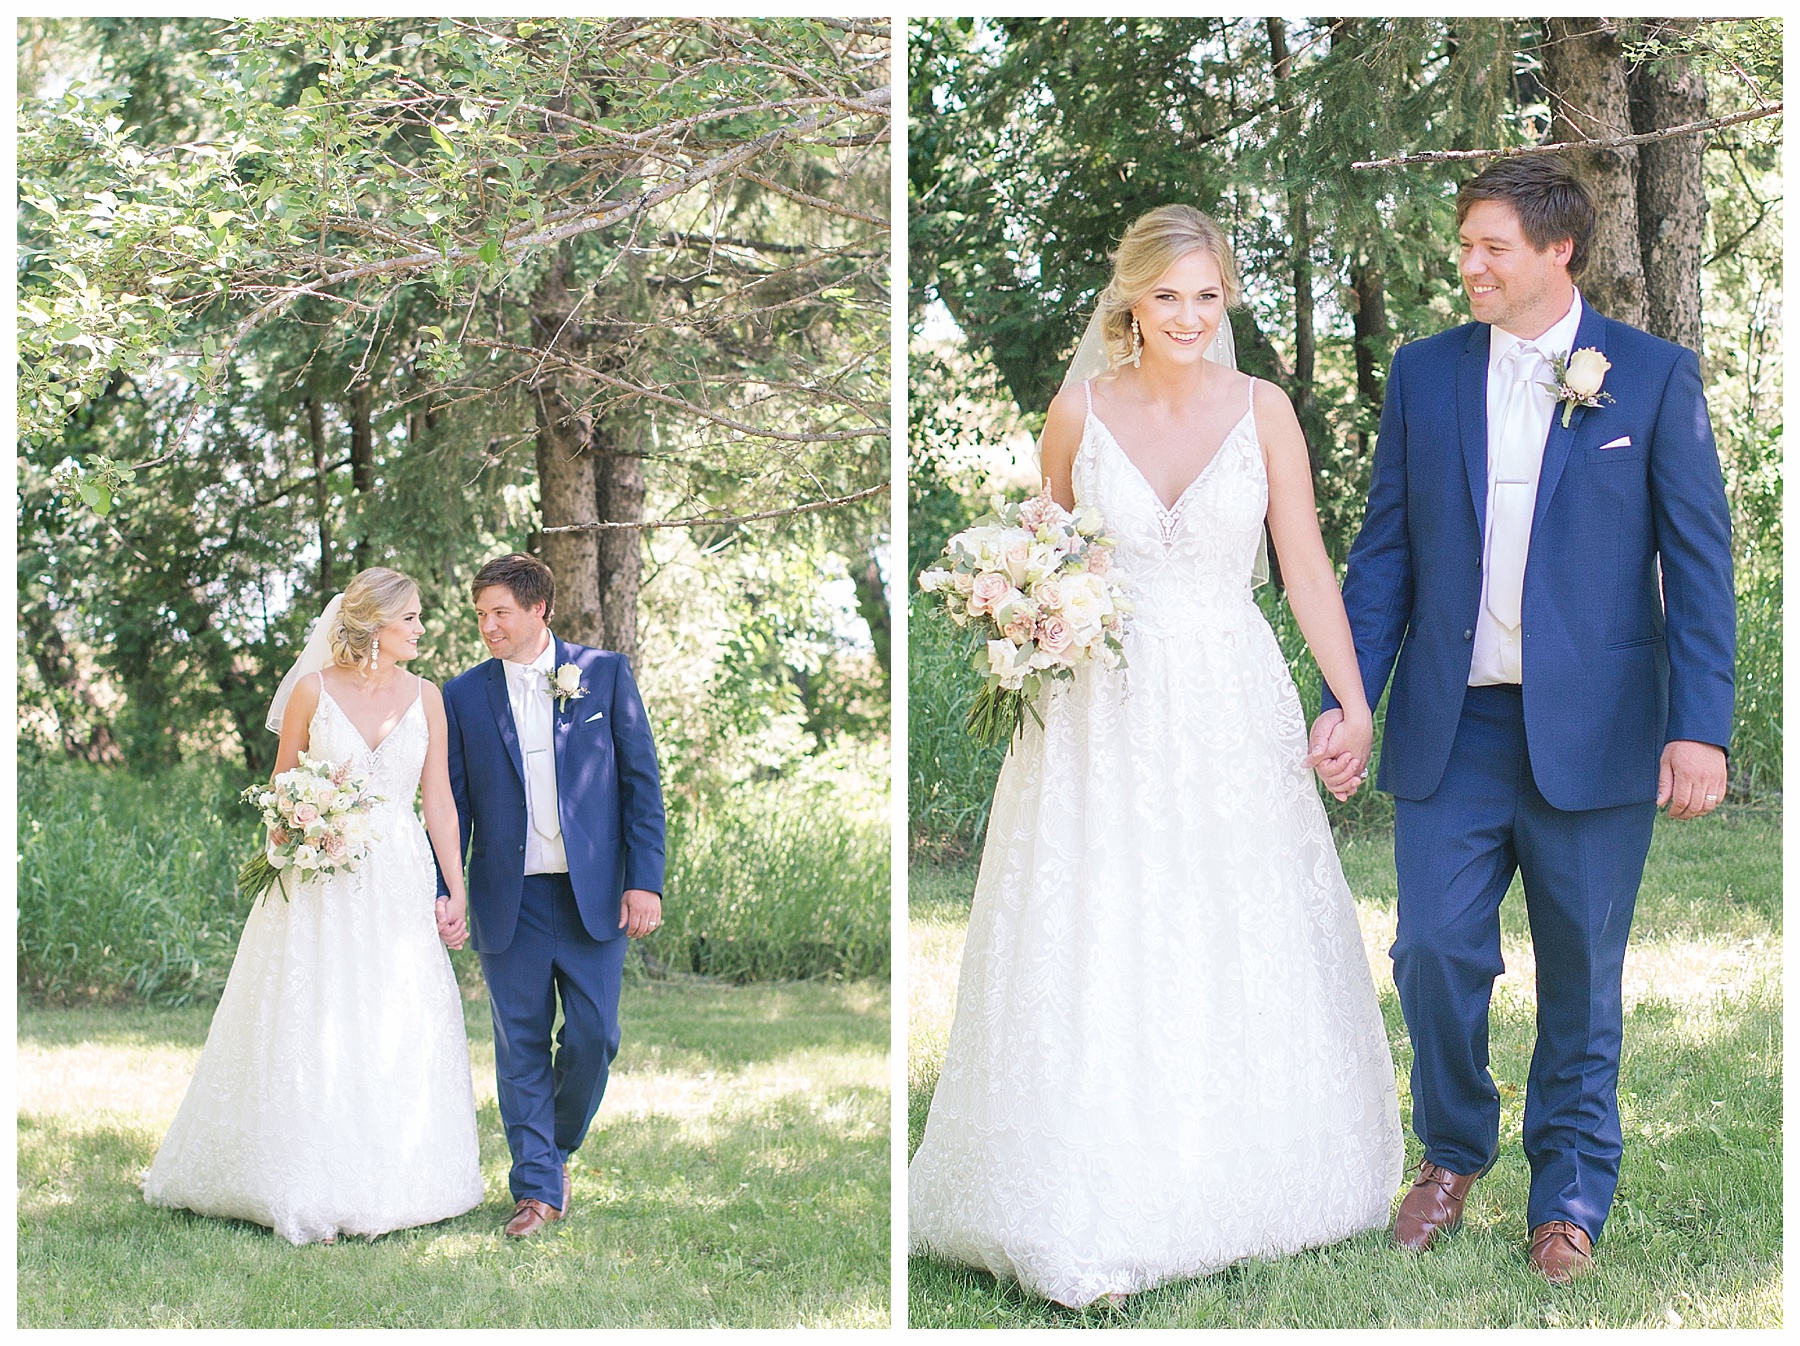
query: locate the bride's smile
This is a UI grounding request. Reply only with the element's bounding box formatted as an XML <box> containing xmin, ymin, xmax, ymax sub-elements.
<box><xmin>1132</xmin><ymin>249</ymin><xmax>1227</xmax><ymax>365</ymax></box>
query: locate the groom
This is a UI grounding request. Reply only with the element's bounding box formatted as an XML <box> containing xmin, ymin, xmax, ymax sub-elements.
<box><xmin>1312</xmin><ymin>157</ymin><xmax>1734</xmax><ymax>1281</ymax></box>
<box><xmin>437</xmin><ymin>552</ymin><xmax>666</xmax><ymax>1237</ymax></box>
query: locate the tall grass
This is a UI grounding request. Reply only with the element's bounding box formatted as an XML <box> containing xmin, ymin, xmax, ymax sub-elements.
<box><xmin>18</xmin><ymin>758</ymin><xmax>254</xmax><ymax>1005</ymax></box>
<box><xmin>19</xmin><ymin>754</ymin><xmax>888</xmax><ymax>1003</ymax></box>
<box><xmin>907</xmin><ymin>596</ymin><xmax>1006</xmax><ymax>859</ymax></box>
<box><xmin>644</xmin><ymin>773</ymin><xmax>889</xmax><ymax>982</ymax></box>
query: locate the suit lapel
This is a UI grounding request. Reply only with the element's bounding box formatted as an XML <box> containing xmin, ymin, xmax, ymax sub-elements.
<box><xmin>552</xmin><ymin>637</ymin><xmax>575</xmax><ymax>763</ymax></box>
<box><xmin>485</xmin><ymin>659</ymin><xmax>525</xmax><ymax>786</ymax></box>
<box><xmin>1532</xmin><ymin>303</ymin><xmax>1608</xmax><ymax>532</ymax></box>
<box><xmin>1458</xmin><ymin>324</ymin><xmax>1492</xmax><ymax>534</ymax></box>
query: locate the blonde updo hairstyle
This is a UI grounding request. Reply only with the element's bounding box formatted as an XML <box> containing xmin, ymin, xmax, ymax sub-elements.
<box><xmin>328</xmin><ymin>566</ymin><xmax>420</xmax><ymax>672</ymax></box>
<box><xmin>1096</xmin><ymin>205</ymin><xmax>1243</xmax><ymax>371</ymax></box>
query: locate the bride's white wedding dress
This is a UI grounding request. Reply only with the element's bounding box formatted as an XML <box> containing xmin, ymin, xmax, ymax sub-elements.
<box><xmin>144</xmin><ymin>677</ymin><xmax>485</xmax><ymax>1244</ymax></box>
<box><xmin>909</xmin><ymin>378</ymin><xmax>1403</xmax><ymax>1306</ymax></box>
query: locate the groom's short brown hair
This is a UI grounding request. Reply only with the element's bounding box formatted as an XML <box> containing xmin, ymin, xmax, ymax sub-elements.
<box><xmin>1456</xmin><ymin>155</ymin><xmax>1597</xmax><ymax>279</ymax></box>
<box><xmin>472</xmin><ymin>553</ymin><xmax>555</xmax><ymax>619</ymax></box>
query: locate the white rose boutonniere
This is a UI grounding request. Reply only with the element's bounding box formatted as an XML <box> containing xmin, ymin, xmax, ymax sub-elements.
<box><xmin>551</xmin><ymin>662</ymin><xmax>588</xmax><ymax>711</ymax></box>
<box><xmin>1543</xmin><ymin>347</ymin><xmax>1614</xmax><ymax>428</ymax></box>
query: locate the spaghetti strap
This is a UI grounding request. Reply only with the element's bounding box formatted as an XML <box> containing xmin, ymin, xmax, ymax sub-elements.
<box><xmin>1083</xmin><ymin>379</ymin><xmax>1093</xmax><ymax>415</ymax></box>
<box><xmin>1245</xmin><ymin>375</ymin><xmax>1256</xmax><ymax>413</ymax></box>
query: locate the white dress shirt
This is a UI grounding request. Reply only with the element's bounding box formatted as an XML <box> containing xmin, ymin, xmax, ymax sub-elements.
<box><xmin>1470</xmin><ymin>291</ymin><xmax>1585</xmax><ymax>686</ymax></box>
<box><xmin>505</xmin><ymin>634</ymin><xmax>568</xmax><ymax>874</ymax></box>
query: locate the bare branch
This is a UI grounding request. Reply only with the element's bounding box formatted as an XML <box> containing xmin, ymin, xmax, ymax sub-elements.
<box><xmin>735</xmin><ymin>167</ymin><xmax>889</xmax><ymax>228</ymax></box>
<box><xmin>1352</xmin><ymin>103</ymin><xmax>1781</xmax><ymax>169</ymax></box>
<box><xmin>542</xmin><ymin>481</ymin><xmax>889</xmax><ymax>532</ymax></box>
<box><xmin>464</xmin><ymin>338</ymin><xmax>885</xmax><ymax>443</ymax></box>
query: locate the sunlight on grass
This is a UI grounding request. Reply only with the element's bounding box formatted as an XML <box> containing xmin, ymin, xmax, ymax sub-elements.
<box><xmin>908</xmin><ymin>809</ymin><xmax>1780</xmax><ymax>1328</ymax></box>
<box><xmin>20</xmin><ymin>980</ymin><xmax>889</xmax><ymax>1328</ymax></box>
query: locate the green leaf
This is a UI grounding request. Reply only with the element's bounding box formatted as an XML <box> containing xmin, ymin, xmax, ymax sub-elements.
<box><xmin>429</xmin><ymin>123</ymin><xmax>456</xmax><ymax>156</ymax></box>
<box><xmin>477</xmin><ymin>239</ymin><xmax>501</xmax><ymax>267</ymax></box>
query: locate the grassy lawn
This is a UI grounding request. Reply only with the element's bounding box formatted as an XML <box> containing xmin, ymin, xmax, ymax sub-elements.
<box><xmin>907</xmin><ymin>806</ymin><xmax>1781</xmax><ymax>1328</ymax></box>
<box><xmin>19</xmin><ymin>977</ymin><xmax>889</xmax><ymax>1328</ymax></box>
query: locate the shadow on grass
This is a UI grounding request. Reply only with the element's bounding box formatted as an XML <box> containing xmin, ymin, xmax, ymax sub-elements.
<box><xmin>19</xmin><ymin>981</ymin><xmax>889</xmax><ymax>1329</ymax></box>
<box><xmin>906</xmin><ymin>809</ymin><xmax>1780</xmax><ymax>1328</ymax></box>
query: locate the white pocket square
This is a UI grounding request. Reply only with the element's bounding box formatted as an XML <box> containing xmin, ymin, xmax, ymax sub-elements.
<box><xmin>1599</xmin><ymin>435</ymin><xmax>1632</xmax><ymax>449</ymax></box>
<box><xmin>585</xmin><ymin>710</ymin><xmax>605</xmax><ymax>723</ymax></box>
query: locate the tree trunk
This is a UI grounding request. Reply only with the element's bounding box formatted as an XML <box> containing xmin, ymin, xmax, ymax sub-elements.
<box><xmin>305</xmin><ymin>394</ymin><xmax>333</xmax><ymax>600</ymax></box>
<box><xmin>1349</xmin><ymin>258</ymin><xmax>1389</xmax><ymax>413</ymax></box>
<box><xmin>852</xmin><ymin>548</ymin><xmax>890</xmax><ymax>682</ymax></box>
<box><xmin>349</xmin><ymin>382</ymin><xmax>374</xmax><ymax>572</ymax></box>
<box><xmin>530</xmin><ymin>252</ymin><xmax>603</xmax><ymax>646</ymax></box>
<box><xmin>533</xmin><ymin>382</ymin><xmax>602</xmax><ymax>646</ymax></box>
<box><xmin>591</xmin><ymin>418</ymin><xmax>643</xmax><ymax>662</ymax></box>
<box><xmin>1540</xmin><ymin>18</ymin><xmax>1644</xmax><ymax>326</ymax></box>
<box><xmin>1630</xmin><ymin>20</ymin><xmax>1707</xmax><ymax>355</ymax></box>
<box><xmin>1267</xmin><ymin>19</ymin><xmax>1316</xmax><ymax>399</ymax></box>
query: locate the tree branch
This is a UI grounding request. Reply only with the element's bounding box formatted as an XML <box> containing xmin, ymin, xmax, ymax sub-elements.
<box><xmin>1351</xmin><ymin>103</ymin><xmax>1781</xmax><ymax>169</ymax></box>
<box><xmin>464</xmin><ymin>337</ymin><xmax>886</xmax><ymax>443</ymax></box>
<box><xmin>541</xmin><ymin>480</ymin><xmax>889</xmax><ymax>532</ymax></box>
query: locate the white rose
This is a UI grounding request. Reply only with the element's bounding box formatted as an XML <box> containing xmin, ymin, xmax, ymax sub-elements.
<box><xmin>918</xmin><ymin>569</ymin><xmax>952</xmax><ymax>592</ymax></box>
<box><xmin>986</xmin><ymin>639</ymin><xmax>1028</xmax><ymax>690</ymax></box>
<box><xmin>293</xmin><ymin>845</ymin><xmax>320</xmax><ymax>870</ymax></box>
<box><xmin>1564</xmin><ymin>348</ymin><xmax>1611</xmax><ymax>399</ymax></box>
<box><xmin>1073</xmin><ymin>505</ymin><xmax>1105</xmax><ymax>536</ymax></box>
<box><xmin>1061</xmin><ymin>572</ymin><xmax>1109</xmax><ymax>629</ymax></box>
<box><xmin>554</xmin><ymin>663</ymin><xmax>584</xmax><ymax>696</ymax></box>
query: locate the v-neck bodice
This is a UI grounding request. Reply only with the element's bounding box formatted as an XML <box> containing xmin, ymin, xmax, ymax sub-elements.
<box><xmin>1073</xmin><ymin>378</ymin><xmax>1269</xmax><ymax>637</ymax></box>
<box><xmin>310</xmin><ymin>680</ymin><xmax>428</xmax><ymax>811</ymax></box>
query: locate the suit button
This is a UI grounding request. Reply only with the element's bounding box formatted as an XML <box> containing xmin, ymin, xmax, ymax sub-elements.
<box><xmin>518</xmin><ymin>845</ymin><xmax>525</xmax><ymax>852</ymax></box>
<box><xmin>1463</xmin><ymin>629</ymin><xmax>1473</xmax><ymax>640</ymax></box>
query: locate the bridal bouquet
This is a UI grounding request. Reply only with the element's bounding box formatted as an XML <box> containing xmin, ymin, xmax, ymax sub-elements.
<box><xmin>918</xmin><ymin>482</ymin><xmax>1132</xmax><ymax>747</ymax></box>
<box><xmin>237</xmin><ymin>752</ymin><xmax>383</xmax><ymax>903</ymax></box>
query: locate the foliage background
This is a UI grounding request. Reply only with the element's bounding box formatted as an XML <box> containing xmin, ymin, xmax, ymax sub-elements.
<box><xmin>907</xmin><ymin>16</ymin><xmax>1781</xmax><ymax>856</ymax></box>
<box><xmin>18</xmin><ymin>17</ymin><xmax>892</xmax><ymax>998</ymax></box>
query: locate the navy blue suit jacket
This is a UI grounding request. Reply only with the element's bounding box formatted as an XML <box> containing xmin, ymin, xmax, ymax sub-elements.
<box><xmin>441</xmin><ymin>638</ymin><xmax>666</xmax><ymax>952</ymax></box>
<box><xmin>1325</xmin><ymin>306</ymin><xmax>1735</xmax><ymax>810</ymax></box>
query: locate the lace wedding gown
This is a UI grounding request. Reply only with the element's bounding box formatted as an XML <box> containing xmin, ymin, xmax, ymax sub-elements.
<box><xmin>909</xmin><ymin>378</ymin><xmax>1403</xmax><ymax>1306</ymax></box>
<box><xmin>144</xmin><ymin>678</ymin><xmax>485</xmax><ymax>1244</ymax></box>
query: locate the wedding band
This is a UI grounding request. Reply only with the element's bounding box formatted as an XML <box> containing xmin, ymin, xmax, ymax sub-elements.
<box><xmin>1705</xmin><ymin>794</ymin><xmax>1718</xmax><ymax>802</ymax></box>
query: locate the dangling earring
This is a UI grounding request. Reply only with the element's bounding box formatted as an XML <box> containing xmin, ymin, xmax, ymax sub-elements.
<box><xmin>367</xmin><ymin>636</ymin><xmax>380</xmax><ymax>675</ymax></box>
<box><xmin>1128</xmin><ymin>313</ymin><xmax>1143</xmax><ymax>367</ymax></box>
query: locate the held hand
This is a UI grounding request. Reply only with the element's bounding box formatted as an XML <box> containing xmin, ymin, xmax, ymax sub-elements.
<box><xmin>1308</xmin><ymin>708</ymin><xmax>1372</xmax><ymax>801</ymax></box>
<box><xmin>435</xmin><ymin>894</ymin><xmax>469</xmax><ymax>950</ymax></box>
<box><xmin>1658</xmin><ymin>740</ymin><xmax>1728</xmax><ymax>820</ymax></box>
<box><xmin>620</xmin><ymin>888</ymin><xmax>663</xmax><ymax>939</ymax></box>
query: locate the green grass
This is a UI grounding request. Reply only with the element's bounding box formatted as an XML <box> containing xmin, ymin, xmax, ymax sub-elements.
<box><xmin>19</xmin><ymin>756</ymin><xmax>888</xmax><ymax>1001</ymax></box>
<box><xmin>19</xmin><ymin>979</ymin><xmax>889</xmax><ymax>1328</ymax></box>
<box><xmin>907</xmin><ymin>807</ymin><xmax>1781</xmax><ymax>1328</ymax></box>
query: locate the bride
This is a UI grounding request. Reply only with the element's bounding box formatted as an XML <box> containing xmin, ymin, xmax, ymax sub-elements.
<box><xmin>144</xmin><ymin>567</ymin><xmax>485</xmax><ymax>1244</ymax></box>
<box><xmin>908</xmin><ymin>206</ymin><xmax>1403</xmax><ymax>1306</ymax></box>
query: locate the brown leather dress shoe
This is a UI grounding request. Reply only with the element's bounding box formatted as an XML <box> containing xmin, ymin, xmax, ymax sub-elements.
<box><xmin>1392</xmin><ymin>1160</ymin><xmax>1482</xmax><ymax>1251</ymax></box>
<box><xmin>1528</xmin><ymin>1220</ymin><xmax>1594</xmax><ymax>1283</ymax></box>
<box><xmin>504</xmin><ymin>1197</ymin><xmax>563</xmax><ymax>1238</ymax></box>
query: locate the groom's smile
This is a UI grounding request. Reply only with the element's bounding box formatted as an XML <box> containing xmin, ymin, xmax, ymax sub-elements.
<box><xmin>1457</xmin><ymin>198</ymin><xmax>1575</xmax><ymax>339</ymax></box>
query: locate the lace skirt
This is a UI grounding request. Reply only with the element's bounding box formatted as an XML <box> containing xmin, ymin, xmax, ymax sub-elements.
<box><xmin>909</xmin><ymin>614</ymin><xmax>1403</xmax><ymax>1305</ymax></box>
<box><xmin>143</xmin><ymin>810</ymin><xmax>485</xmax><ymax>1244</ymax></box>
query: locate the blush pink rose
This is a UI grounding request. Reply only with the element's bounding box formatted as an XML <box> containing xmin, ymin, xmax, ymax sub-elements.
<box><xmin>291</xmin><ymin>802</ymin><xmax>320</xmax><ymax>825</ymax></box>
<box><xmin>322</xmin><ymin>834</ymin><xmax>348</xmax><ymax>860</ymax></box>
<box><xmin>1037</xmin><ymin>614</ymin><xmax>1074</xmax><ymax>657</ymax></box>
<box><xmin>1001</xmin><ymin>618</ymin><xmax>1033</xmax><ymax>643</ymax></box>
<box><xmin>969</xmin><ymin>571</ymin><xmax>1010</xmax><ymax>616</ymax></box>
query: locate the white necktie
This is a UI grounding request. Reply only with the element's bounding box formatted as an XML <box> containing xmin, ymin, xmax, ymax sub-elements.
<box><xmin>519</xmin><ymin>668</ymin><xmax>561</xmax><ymax>842</ymax></box>
<box><xmin>1485</xmin><ymin>343</ymin><xmax>1547</xmax><ymax>646</ymax></box>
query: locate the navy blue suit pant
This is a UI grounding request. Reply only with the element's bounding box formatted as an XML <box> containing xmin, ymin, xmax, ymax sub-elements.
<box><xmin>479</xmin><ymin>872</ymin><xmax>628</xmax><ymax>1208</ymax></box>
<box><xmin>1393</xmin><ymin>685</ymin><xmax>1653</xmax><ymax>1243</ymax></box>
